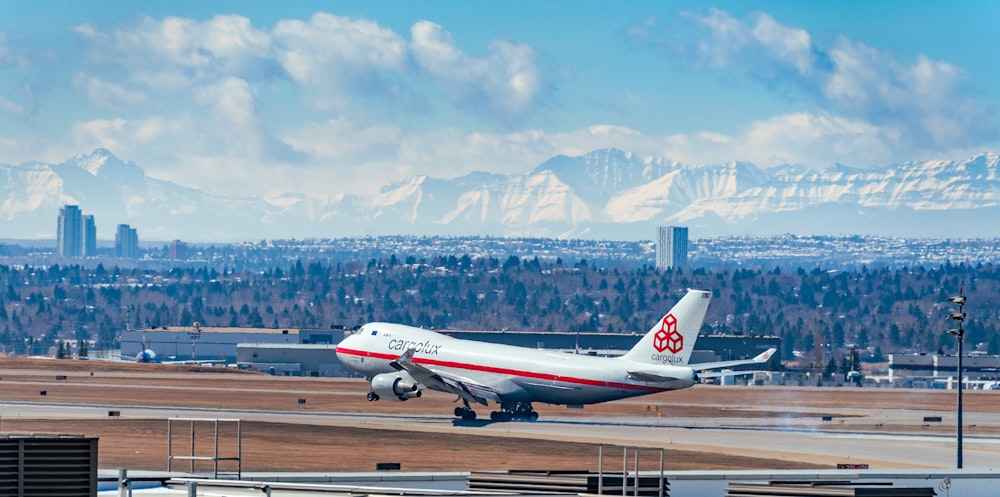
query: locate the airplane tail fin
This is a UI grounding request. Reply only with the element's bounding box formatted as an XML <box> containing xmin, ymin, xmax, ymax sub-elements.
<box><xmin>619</xmin><ymin>289</ymin><xmax>712</xmax><ymax>366</ymax></box>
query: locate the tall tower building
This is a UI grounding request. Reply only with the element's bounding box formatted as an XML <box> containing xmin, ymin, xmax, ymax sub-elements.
<box><xmin>115</xmin><ymin>224</ymin><xmax>139</xmax><ymax>259</ymax></box>
<box><xmin>168</xmin><ymin>240</ymin><xmax>188</xmax><ymax>260</ymax></box>
<box><xmin>655</xmin><ymin>226</ymin><xmax>688</xmax><ymax>270</ymax></box>
<box><xmin>57</xmin><ymin>205</ymin><xmax>83</xmax><ymax>257</ymax></box>
<box><xmin>82</xmin><ymin>215</ymin><xmax>97</xmax><ymax>257</ymax></box>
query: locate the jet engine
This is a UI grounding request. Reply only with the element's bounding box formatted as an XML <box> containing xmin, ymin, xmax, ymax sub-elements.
<box><xmin>370</xmin><ymin>372</ymin><xmax>422</xmax><ymax>401</ymax></box>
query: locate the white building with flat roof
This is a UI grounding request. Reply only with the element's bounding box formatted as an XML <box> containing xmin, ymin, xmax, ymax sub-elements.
<box><xmin>122</xmin><ymin>326</ymin><xmax>305</xmax><ymax>363</ymax></box>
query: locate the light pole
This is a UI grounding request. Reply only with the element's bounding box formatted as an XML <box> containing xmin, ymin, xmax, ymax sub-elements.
<box><xmin>946</xmin><ymin>289</ymin><xmax>966</xmax><ymax>469</ymax></box>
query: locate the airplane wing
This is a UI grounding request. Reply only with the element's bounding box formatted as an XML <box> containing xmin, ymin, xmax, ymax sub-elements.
<box><xmin>690</xmin><ymin>348</ymin><xmax>776</xmax><ymax>372</ymax></box>
<box><xmin>390</xmin><ymin>349</ymin><xmax>498</xmax><ymax>406</ymax></box>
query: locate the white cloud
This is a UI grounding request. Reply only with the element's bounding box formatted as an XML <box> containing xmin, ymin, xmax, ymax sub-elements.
<box><xmin>279</xmin><ymin>121</ymin><xmax>555</xmax><ymax>195</ymax></box>
<box><xmin>0</xmin><ymin>32</ymin><xmax>41</xmax><ymax>121</ymax></box>
<box><xmin>68</xmin><ymin>99</ymin><xmax>237</xmax><ymax>159</ymax></box>
<box><xmin>75</xmin><ymin>15</ymin><xmax>274</xmax><ymax>91</ymax></box>
<box><xmin>0</xmin><ymin>32</ymin><xmax>11</xmax><ymax>64</ymax></box>
<box><xmin>289</xmin><ymin>114</ymin><xmax>898</xmax><ymax>196</ymax></box>
<box><xmin>52</xmin><ymin>11</ymin><xmax>557</xmax><ymax>199</ymax></box>
<box><xmin>747</xmin><ymin>12</ymin><xmax>816</xmax><ymax>77</ymax></box>
<box><xmin>731</xmin><ymin>113</ymin><xmax>897</xmax><ymax>167</ymax></box>
<box><xmin>68</xmin><ymin>110</ymin><xmax>303</xmax><ymax>198</ymax></box>
<box><xmin>272</xmin><ymin>12</ymin><xmax>409</xmax><ymax>110</ymax></box>
<box><xmin>0</xmin><ymin>95</ymin><xmax>25</xmax><ymax>117</ymax></box>
<box><xmin>281</xmin><ymin>122</ymin><xmax>410</xmax><ymax>195</ymax></box>
<box><xmin>72</xmin><ymin>12</ymin><xmax>545</xmax><ymax>123</ymax></box>
<box><xmin>18</xmin><ymin>6</ymin><xmax>993</xmax><ymax>207</ymax></box>
<box><xmin>282</xmin><ymin>117</ymin><xmax>403</xmax><ymax>164</ymax></box>
<box><xmin>71</xmin><ymin>116</ymin><xmax>183</xmax><ymax>159</ymax></box>
<box><xmin>411</xmin><ymin>21</ymin><xmax>542</xmax><ymax>123</ymax></box>
<box><xmin>281</xmin><ymin>113</ymin><xmax>910</xmax><ymax>197</ymax></box>
<box><xmin>542</xmin><ymin>125</ymin><xmax>647</xmax><ymax>158</ymax></box>
<box><xmin>396</xmin><ymin>127</ymin><xmax>554</xmax><ymax>177</ymax></box>
<box><xmin>644</xmin><ymin>8</ymin><xmax>997</xmax><ymax>154</ymax></box>
<box><xmin>531</xmin><ymin>115</ymin><xmax>901</xmax><ymax>170</ymax></box>
<box><xmin>0</xmin><ymin>31</ymin><xmax>31</xmax><ymax>68</ymax></box>
<box><xmin>59</xmin><ymin>102</ymin><xmax>912</xmax><ymax>201</ymax></box>
<box><xmin>73</xmin><ymin>74</ymin><xmax>147</xmax><ymax>109</ymax></box>
<box><xmin>273</xmin><ymin>13</ymin><xmax>407</xmax><ymax>82</ymax></box>
<box><xmin>194</xmin><ymin>77</ymin><xmax>255</xmax><ymax>126</ymax></box>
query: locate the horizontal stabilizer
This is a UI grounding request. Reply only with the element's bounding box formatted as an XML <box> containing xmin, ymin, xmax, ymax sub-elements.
<box><xmin>692</xmin><ymin>347</ymin><xmax>777</xmax><ymax>372</ymax></box>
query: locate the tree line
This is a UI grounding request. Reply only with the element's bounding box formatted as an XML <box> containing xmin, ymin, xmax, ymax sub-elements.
<box><xmin>0</xmin><ymin>256</ymin><xmax>997</xmax><ymax>364</ymax></box>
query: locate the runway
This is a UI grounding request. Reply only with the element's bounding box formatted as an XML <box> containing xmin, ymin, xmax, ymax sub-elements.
<box><xmin>3</xmin><ymin>397</ymin><xmax>997</xmax><ymax>469</ymax></box>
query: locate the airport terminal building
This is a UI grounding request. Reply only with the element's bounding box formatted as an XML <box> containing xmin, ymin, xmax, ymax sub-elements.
<box><xmin>120</xmin><ymin>326</ymin><xmax>339</xmax><ymax>363</ymax></box>
<box><xmin>888</xmin><ymin>353</ymin><xmax>1000</xmax><ymax>387</ymax></box>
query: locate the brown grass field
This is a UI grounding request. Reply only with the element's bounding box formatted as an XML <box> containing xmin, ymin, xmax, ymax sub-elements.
<box><xmin>0</xmin><ymin>358</ymin><xmax>989</xmax><ymax>473</ymax></box>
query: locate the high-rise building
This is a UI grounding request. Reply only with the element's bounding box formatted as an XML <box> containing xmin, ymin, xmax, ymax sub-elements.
<box><xmin>115</xmin><ymin>224</ymin><xmax>139</xmax><ymax>259</ymax></box>
<box><xmin>57</xmin><ymin>205</ymin><xmax>83</xmax><ymax>257</ymax></box>
<box><xmin>168</xmin><ymin>240</ymin><xmax>188</xmax><ymax>260</ymax></box>
<box><xmin>82</xmin><ymin>215</ymin><xmax>97</xmax><ymax>257</ymax></box>
<box><xmin>655</xmin><ymin>226</ymin><xmax>688</xmax><ymax>270</ymax></box>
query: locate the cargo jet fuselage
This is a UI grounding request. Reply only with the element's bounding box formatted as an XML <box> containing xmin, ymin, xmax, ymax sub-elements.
<box><xmin>336</xmin><ymin>289</ymin><xmax>774</xmax><ymax>421</ymax></box>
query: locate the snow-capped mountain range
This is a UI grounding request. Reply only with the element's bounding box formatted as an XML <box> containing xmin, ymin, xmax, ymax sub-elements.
<box><xmin>2</xmin><ymin>148</ymin><xmax>999</xmax><ymax>242</ymax></box>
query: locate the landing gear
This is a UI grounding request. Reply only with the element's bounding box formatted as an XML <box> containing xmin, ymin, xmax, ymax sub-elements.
<box><xmin>490</xmin><ymin>411</ymin><xmax>512</xmax><ymax>422</ymax></box>
<box><xmin>490</xmin><ymin>402</ymin><xmax>538</xmax><ymax>422</ymax></box>
<box><xmin>454</xmin><ymin>401</ymin><xmax>477</xmax><ymax>421</ymax></box>
<box><xmin>367</xmin><ymin>391</ymin><xmax>380</xmax><ymax>401</ymax></box>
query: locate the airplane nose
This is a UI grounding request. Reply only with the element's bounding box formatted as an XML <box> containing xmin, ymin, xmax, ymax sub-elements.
<box><xmin>335</xmin><ymin>334</ymin><xmax>355</xmax><ymax>356</ymax></box>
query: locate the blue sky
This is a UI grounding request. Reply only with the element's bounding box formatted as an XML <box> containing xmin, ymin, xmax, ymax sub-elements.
<box><xmin>1</xmin><ymin>1</ymin><xmax>997</xmax><ymax>199</ymax></box>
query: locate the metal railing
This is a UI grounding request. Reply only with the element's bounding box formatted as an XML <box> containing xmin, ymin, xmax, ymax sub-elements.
<box><xmin>167</xmin><ymin>418</ymin><xmax>242</xmax><ymax>479</ymax></box>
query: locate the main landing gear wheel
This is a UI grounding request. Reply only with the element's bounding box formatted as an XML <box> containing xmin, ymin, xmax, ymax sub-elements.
<box><xmin>491</xmin><ymin>402</ymin><xmax>538</xmax><ymax>421</ymax></box>
<box><xmin>454</xmin><ymin>401</ymin><xmax>477</xmax><ymax>421</ymax></box>
<box><xmin>367</xmin><ymin>391</ymin><xmax>379</xmax><ymax>401</ymax></box>
<box><xmin>490</xmin><ymin>411</ymin><xmax>512</xmax><ymax>422</ymax></box>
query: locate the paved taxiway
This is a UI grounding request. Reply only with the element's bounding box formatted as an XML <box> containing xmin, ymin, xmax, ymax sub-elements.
<box><xmin>4</xmin><ymin>399</ymin><xmax>998</xmax><ymax>469</ymax></box>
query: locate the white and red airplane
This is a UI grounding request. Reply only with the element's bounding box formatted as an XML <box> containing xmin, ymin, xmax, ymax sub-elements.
<box><xmin>335</xmin><ymin>289</ymin><xmax>775</xmax><ymax>421</ymax></box>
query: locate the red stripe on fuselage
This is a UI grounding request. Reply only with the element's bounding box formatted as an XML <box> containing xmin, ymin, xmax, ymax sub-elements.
<box><xmin>335</xmin><ymin>347</ymin><xmax>666</xmax><ymax>393</ymax></box>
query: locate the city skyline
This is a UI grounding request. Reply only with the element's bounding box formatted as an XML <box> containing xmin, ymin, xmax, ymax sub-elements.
<box><xmin>0</xmin><ymin>1</ymin><xmax>996</xmax><ymax>206</ymax></box>
<box><xmin>54</xmin><ymin>204</ymin><xmax>142</xmax><ymax>258</ymax></box>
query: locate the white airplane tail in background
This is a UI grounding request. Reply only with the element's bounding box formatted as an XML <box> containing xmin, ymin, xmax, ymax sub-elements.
<box><xmin>619</xmin><ymin>289</ymin><xmax>712</xmax><ymax>366</ymax></box>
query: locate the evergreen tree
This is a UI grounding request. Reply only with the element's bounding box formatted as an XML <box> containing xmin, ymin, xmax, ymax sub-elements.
<box><xmin>824</xmin><ymin>357</ymin><xmax>837</xmax><ymax>377</ymax></box>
